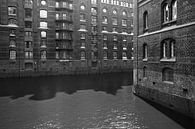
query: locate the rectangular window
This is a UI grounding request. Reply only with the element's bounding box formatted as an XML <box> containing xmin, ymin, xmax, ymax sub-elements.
<box><xmin>56</xmin><ymin>51</ymin><xmax>59</xmax><ymax>59</ymax></box>
<box><xmin>40</xmin><ymin>40</ymin><xmax>46</xmax><ymax>47</ymax></box>
<box><xmin>91</xmin><ymin>16</ymin><xmax>97</xmax><ymax>25</ymax></box>
<box><xmin>102</xmin><ymin>16</ymin><xmax>108</xmax><ymax>24</ymax></box>
<box><xmin>102</xmin><ymin>26</ymin><xmax>107</xmax><ymax>31</ymax></box>
<box><xmin>56</xmin><ymin>13</ymin><xmax>59</xmax><ymax>20</ymax></box>
<box><xmin>25</xmin><ymin>41</ymin><xmax>32</xmax><ymax>48</ymax></box>
<box><xmin>25</xmin><ymin>9</ymin><xmax>32</xmax><ymax>18</ymax></box>
<box><xmin>40</xmin><ymin>10</ymin><xmax>47</xmax><ymax>18</ymax></box>
<box><xmin>41</xmin><ymin>51</ymin><xmax>46</xmax><ymax>59</ymax></box>
<box><xmin>62</xmin><ymin>13</ymin><xmax>67</xmax><ymax>20</ymax></box>
<box><xmin>25</xmin><ymin>31</ymin><xmax>32</xmax><ymax>37</ymax></box>
<box><xmin>10</xmin><ymin>50</ymin><xmax>16</xmax><ymax>60</ymax></box>
<box><xmin>81</xmin><ymin>42</ymin><xmax>85</xmax><ymax>48</ymax></box>
<box><xmin>10</xmin><ymin>40</ymin><xmax>16</xmax><ymax>47</ymax></box>
<box><xmin>8</xmin><ymin>7</ymin><xmax>17</xmax><ymax>16</ymax></box>
<box><xmin>40</xmin><ymin>22</ymin><xmax>47</xmax><ymax>28</ymax></box>
<box><xmin>91</xmin><ymin>0</ymin><xmax>97</xmax><ymax>4</ymax></box>
<box><xmin>41</xmin><ymin>31</ymin><xmax>46</xmax><ymax>38</ymax></box>
<box><xmin>25</xmin><ymin>51</ymin><xmax>33</xmax><ymax>59</ymax></box>
<box><xmin>69</xmin><ymin>3</ymin><xmax>73</xmax><ymax>9</ymax></box>
<box><xmin>9</xmin><ymin>19</ymin><xmax>17</xmax><ymax>25</ymax></box>
<box><xmin>56</xmin><ymin>2</ymin><xmax>59</xmax><ymax>8</ymax></box>
<box><xmin>80</xmin><ymin>24</ymin><xmax>86</xmax><ymax>30</ymax></box>
<box><xmin>103</xmin><ymin>35</ymin><xmax>107</xmax><ymax>40</ymax></box>
<box><xmin>62</xmin><ymin>2</ymin><xmax>67</xmax><ymax>8</ymax></box>
<box><xmin>112</xmin><ymin>18</ymin><xmax>117</xmax><ymax>25</ymax></box>
<box><xmin>80</xmin><ymin>14</ymin><xmax>86</xmax><ymax>22</ymax></box>
<box><xmin>113</xmin><ymin>35</ymin><xmax>117</xmax><ymax>41</ymax></box>
<box><xmin>113</xmin><ymin>52</ymin><xmax>117</xmax><ymax>59</ymax></box>
<box><xmin>122</xmin><ymin>19</ymin><xmax>127</xmax><ymax>26</ymax></box>
<box><xmin>81</xmin><ymin>33</ymin><xmax>86</xmax><ymax>39</ymax></box>
<box><xmin>25</xmin><ymin>21</ymin><xmax>32</xmax><ymax>28</ymax></box>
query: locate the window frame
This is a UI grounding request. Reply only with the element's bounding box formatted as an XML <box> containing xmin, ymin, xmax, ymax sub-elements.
<box><xmin>160</xmin><ymin>39</ymin><xmax>176</xmax><ymax>62</ymax></box>
<box><xmin>143</xmin><ymin>11</ymin><xmax>149</xmax><ymax>32</ymax></box>
<box><xmin>162</xmin><ymin>67</ymin><xmax>174</xmax><ymax>83</ymax></box>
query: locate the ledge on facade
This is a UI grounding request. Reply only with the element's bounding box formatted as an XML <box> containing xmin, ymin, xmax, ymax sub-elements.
<box><xmin>113</xmin><ymin>47</ymin><xmax>117</xmax><ymax>50</ymax></box>
<box><xmin>122</xmin><ymin>57</ymin><xmax>128</xmax><ymax>60</ymax></box>
<box><xmin>138</xmin><ymin>21</ymin><xmax>195</xmax><ymax>38</ymax></box>
<box><xmin>160</xmin><ymin>58</ymin><xmax>176</xmax><ymax>62</ymax></box>
<box><xmin>80</xmin><ymin>20</ymin><xmax>86</xmax><ymax>22</ymax></box>
<box><xmin>80</xmin><ymin>46</ymin><xmax>86</xmax><ymax>49</ymax></box>
<box><xmin>59</xmin><ymin>59</ymin><xmax>70</xmax><ymax>62</ymax></box>
<box><xmin>102</xmin><ymin>30</ymin><xmax>109</xmax><ymax>33</ymax></box>
<box><xmin>38</xmin><ymin>27</ymin><xmax>49</xmax><ymax>30</ymax></box>
<box><xmin>0</xmin><ymin>24</ymin><xmax>19</xmax><ymax>28</ymax></box>
<box><xmin>123</xmin><ymin>47</ymin><xmax>127</xmax><ymax>50</ymax></box>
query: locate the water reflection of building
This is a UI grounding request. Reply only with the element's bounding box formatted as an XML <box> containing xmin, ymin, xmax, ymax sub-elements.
<box><xmin>0</xmin><ymin>0</ymin><xmax>134</xmax><ymax>77</ymax></box>
<box><xmin>133</xmin><ymin>0</ymin><xmax>195</xmax><ymax>119</ymax></box>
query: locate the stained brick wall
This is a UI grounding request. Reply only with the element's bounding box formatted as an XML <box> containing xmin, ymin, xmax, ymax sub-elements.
<box><xmin>133</xmin><ymin>0</ymin><xmax>195</xmax><ymax>117</ymax></box>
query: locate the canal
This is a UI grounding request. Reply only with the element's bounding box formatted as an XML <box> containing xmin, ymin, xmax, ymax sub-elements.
<box><xmin>0</xmin><ymin>72</ymin><xmax>192</xmax><ymax>129</ymax></box>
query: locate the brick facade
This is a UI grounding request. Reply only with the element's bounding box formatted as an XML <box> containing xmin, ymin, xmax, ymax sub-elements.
<box><xmin>133</xmin><ymin>0</ymin><xmax>195</xmax><ymax>119</ymax></box>
<box><xmin>0</xmin><ymin>0</ymin><xmax>133</xmax><ymax>77</ymax></box>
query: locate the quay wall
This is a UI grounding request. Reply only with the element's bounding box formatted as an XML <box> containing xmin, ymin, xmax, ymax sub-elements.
<box><xmin>0</xmin><ymin>59</ymin><xmax>133</xmax><ymax>78</ymax></box>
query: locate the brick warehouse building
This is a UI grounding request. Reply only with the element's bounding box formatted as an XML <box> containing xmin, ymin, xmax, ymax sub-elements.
<box><xmin>0</xmin><ymin>0</ymin><xmax>134</xmax><ymax>77</ymax></box>
<box><xmin>133</xmin><ymin>0</ymin><xmax>195</xmax><ymax>119</ymax></box>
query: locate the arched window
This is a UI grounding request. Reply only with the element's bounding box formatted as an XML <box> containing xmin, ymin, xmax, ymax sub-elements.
<box><xmin>113</xmin><ymin>9</ymin><xmax>117</xmax><ymax>15</ymax></box>
<box><xmin>171</xmin><ymin>0</ymin><xmax>177</xmax><ymax>20</ymax></box>
<box><xmin>80</xmin><ymin>5</ymin><xmax>85</xmax><ymax>10</ymax></box>
<box><xmin>162</xmin><ymin>68</ymin><xmax>174</xmax><ymax>82</ymax></box>
<box><xmin>41</xmin><ymin>0</ymin><xmax>47</xmax><ymax>6</ymax></box>
<box><xmin>122</xmin><ymin>10</ymin><xmax>127</xmax><ymax>16</ymax></box>
<box><xmin>163</xmin><ymin>3</ymin><xmax>169</xmax><ymax>23</ymax></box>
<box><xmin>143</xmin><ymin>66</ymin><xmax>147</xmax><ymax>78</ymax></box>
<box><xmin>161</xmin><ymin>39</ymin><xmax>175</xmax><ymax>60</ymax></box>
<box><xmin>143</xmin><ymin>11</ymin><xmax>148</xmax><ymax>32</ymax></box>
<box><xmin>102</xmin><ymin>8</ymin><xmax>107</xmax><ymax>13</ymax></box>
<box><xmin>143</xmin><ymin>43</ymin><xmax>148</xmax><ymax>60</ymax></box>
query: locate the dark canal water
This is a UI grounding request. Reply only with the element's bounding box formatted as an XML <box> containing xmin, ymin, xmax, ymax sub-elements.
<box><xmin>0</xmin><ymin>72</ymin><xmax>192</xmax><ymax>129</ymax></box>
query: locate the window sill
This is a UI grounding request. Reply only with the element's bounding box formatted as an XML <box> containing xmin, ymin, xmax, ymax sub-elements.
<box><xmin>143</xmin><ymin>28</ymin><xmax>149</xmax><ymax>33</ymax></box>
<box><xmin>143</xmin><ymin>58</ymin><xmax>148</xmax><ymax>62</ymax></box>
<box><xmin>160</xmin><ymin>58</ymin><xmax>176</xmax><ymax>62</ymax></box>
<box><xmin>163</xmin><ymin>81</ymin><xmax>174</xmax><ymax>85</ymax></box>
<box><xmin>162</xmin><ymin>20</ymin><xmax>177</xmax><ymax>28</ymax></box>
<box><xmin>80</xmin><ymin>20</ymin><xmax>86</xmax><ymax>22</ymax></box>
